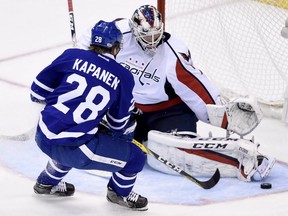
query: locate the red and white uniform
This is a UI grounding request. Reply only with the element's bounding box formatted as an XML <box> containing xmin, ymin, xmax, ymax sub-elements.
<box><xmin>79</xmin><ymin>19</ymin><xmax>220</xmax><ymax>123</ymax></box>
<box><xmin>79</xmin><ymin>19</ymin><xmax>275</xmax><ymax>182</ymax></box>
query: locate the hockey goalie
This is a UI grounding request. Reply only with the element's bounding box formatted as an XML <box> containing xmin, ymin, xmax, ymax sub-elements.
<box><xmin>146</xmin><ymin>97</ymin><xmax>275</xmax><ymax>182</ymax></box>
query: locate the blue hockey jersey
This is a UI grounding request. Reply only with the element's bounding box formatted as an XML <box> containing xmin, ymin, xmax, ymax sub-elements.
<box><xmin>31</xmin><ymin>48</ymin><xmax>135</xmax><ymax>146</ymax></box>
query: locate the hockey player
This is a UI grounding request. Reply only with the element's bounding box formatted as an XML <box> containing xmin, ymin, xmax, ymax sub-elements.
<box><xmin>79</xmin><ymin>5</ymin><xmax>275</xmax><ymax>182</ymax></box>
<box><xmin>30</xmin><ymin>20</ymin><xmax>148</xmax><ymax>211</ymax></box>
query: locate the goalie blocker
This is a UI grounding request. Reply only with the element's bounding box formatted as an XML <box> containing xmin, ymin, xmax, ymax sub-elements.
<box><xmin>146</xmin><ymin>130</ymin><xmax>275</xmax><ymax>182</ymax></box>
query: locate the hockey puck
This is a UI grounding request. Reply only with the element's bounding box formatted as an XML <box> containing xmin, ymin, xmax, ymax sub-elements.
<box><xmin>260</xmin><ymin>183</ymin><xmax>272</xmax><ymax>189</ymax></box>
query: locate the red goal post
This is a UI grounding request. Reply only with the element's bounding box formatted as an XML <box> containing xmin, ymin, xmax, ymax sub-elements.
<box><xmin>157</xmin><ymin>0</ymin><xmax>165</xmax><ymax>27</ymax></box>
<box><xmin>157</xmin><ymin>0</ymin><xmax>288</xmax><ymax>121</ymax></box>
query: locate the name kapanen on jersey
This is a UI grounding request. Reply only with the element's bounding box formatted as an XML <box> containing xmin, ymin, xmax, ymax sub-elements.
<box><xmin>73</xmin><ymin>58</ymin><xmax>120</xmax><ymax>90</ymax></box>
<box><xmin>120</xmin><ymin>62</ymin><xmax>160</xmax><ymax>85</ymax></box>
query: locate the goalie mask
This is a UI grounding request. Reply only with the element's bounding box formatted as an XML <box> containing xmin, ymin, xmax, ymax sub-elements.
<box><xmin>129</xmin><ymin>5</ymin><xmax>164</xmax><ymax>55</ymax></box>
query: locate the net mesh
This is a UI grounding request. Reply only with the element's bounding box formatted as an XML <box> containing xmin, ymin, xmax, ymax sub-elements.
<box><xmin>163</xmin><ymin>0</ymin><xmax>288</xmax><ymax>118</ymax></box>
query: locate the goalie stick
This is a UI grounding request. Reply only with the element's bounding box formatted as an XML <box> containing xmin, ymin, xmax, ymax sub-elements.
<box><xmin>132</xmin><ymin>139</ymin><xmax>220</xmax><ymax>189</ymax></box>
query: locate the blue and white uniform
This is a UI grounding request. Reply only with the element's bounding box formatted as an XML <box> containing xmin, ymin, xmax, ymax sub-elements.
<box><xmin>31</xmin><ymin>48</ymin><xmax>134</xmax><ymax>146</ymax></box>
<box><xmin>31</xmin><ymin>48</ymin><xmax>146</xmax><ymax>197</ymax></box>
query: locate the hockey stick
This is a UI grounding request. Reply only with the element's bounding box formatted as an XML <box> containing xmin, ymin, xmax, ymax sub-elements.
<box><xmin>67</xmin><ymin>0</ymin><xmax>111</xmax><ymax>178</ymax></box>
<box><xmin>1</xmin><ymin>2</ymin><xmax>75</xmax><ymax>142</ymax></box>
<box><xmin>0</xmin><ymin>126</ymin><xmax>36</xmax><ymax>142</ymax></box>
<box><xmin>0</xmin><ymin>103</ymin><xmax>44</xmax><ymax>142</ymax></box>
<box><xmin>67</xmin><ymin>0</ymin><xmax>77</xmax><ymax>47</ymax></box>
<box><xmin>132</xmin><ymin>139</ymin><xmax>220</xmax><ymax>189</ymax></box>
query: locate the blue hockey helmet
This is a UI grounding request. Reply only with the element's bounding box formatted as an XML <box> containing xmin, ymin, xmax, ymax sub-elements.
<box><xmin>90</xmin><ymin>20</ymin><xmax>123</xmax><ymax>49</ymax></box>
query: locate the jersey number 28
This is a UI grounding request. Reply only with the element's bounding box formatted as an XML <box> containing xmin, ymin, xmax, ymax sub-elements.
<box><xmin>53</xmin><ymin>74</ymin><xmax>110</xmax><ymax>124</ymax></box>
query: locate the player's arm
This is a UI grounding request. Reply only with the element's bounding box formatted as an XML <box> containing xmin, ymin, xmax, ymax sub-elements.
<box><xmin>105</xmin><ymin>98</ymin><xmax>134</xmax><ymax>133</ymax></box>
<box><xmin>30</xmin><ymin>66</ymin><xmax>57</xmax><ymax>104</ymax></box>
<box><xmin>167</xmin><ymin>42</ymin><xmax>220</xmax><ymax>123</ymax></box>
<box><xmin>105</xmin><ymin>70</ymin><xmax>135</xmax><ymax>134</ymax></box>
<box><xmin>30</xmin><ymin>50</ymin><xmax>72</xmax><ymax>104</ymax></box>
<box><xmin>169</xmin><ymin>41</ymin><xmax>262</xmax><ymax>135</ymax></box>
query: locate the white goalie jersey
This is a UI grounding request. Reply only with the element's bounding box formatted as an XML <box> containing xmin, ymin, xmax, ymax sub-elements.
<box><xmin>79</xmin><ymin>18</ymin><xmax>220</xmax><ymax>123</ymax></box>
<box><xmin>79</xmin><ymin>19</ymin><xmax>274</xmax><ymax>181</ymax></box>
<box><xmin>79</xmin><ymin>19</ymin><xmax>263</xmax><ymax>136</ymax></box>
<box><xmin>146</xmin><ymin>130</ymin><xmax>275</xmax><ymax>182</ymax></box>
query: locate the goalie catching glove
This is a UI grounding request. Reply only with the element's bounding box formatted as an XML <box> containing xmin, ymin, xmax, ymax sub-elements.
<box><xmin>207</xmin><ymin>97</ymin><xmax>263</xmax><ymax>136</ymax></box>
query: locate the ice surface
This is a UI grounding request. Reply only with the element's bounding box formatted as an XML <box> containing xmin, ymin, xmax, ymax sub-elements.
<box><xmin>1</xmin><ymin>1</ymin><xmax>288</xmax><ymax>215</ymax></box>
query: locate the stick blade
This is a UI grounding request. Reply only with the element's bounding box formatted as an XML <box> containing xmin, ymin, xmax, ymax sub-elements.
<box><xmin>197</xmin><ymin>168</ymin><xmax>220</xmax><ymax>189</ymax></box>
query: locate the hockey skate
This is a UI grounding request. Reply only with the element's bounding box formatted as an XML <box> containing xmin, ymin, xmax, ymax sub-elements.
<box><xmin>33</xmin><ymin>181</ymin><xmax>75</xmax><ymax>196</ymax></box>
<box><xmin>106</xmin><ymin>187</ymin><xmax>148</xmax><ymax>211</ymax></box>
<box><xmin>252</xmin><ymin>155</ymin><xmax>276</xmax><ymax>181</ymax></box>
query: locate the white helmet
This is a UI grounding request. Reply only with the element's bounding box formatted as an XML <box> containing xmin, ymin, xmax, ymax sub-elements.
<box><xmin>129</xmin><ymin>5</ymin><xmax>164</xmax><ymax>55</ymax></box>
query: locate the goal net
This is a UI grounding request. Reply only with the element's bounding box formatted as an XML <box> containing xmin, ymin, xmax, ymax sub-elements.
<box><xmin>158</xmin><ymin>0</ymin><xmax>288</xmax><ymax>119</ymax></box>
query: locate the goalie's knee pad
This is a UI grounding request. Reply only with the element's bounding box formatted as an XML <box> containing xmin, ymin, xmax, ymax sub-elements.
<box><xmin>146</xmin><ymin>130</ymin><xmax>274</xmax><ymax>181</ymax></box>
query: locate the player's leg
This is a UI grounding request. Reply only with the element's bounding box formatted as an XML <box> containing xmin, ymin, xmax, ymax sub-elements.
<box><xmin>33</xmin><ymin>132</ymin><xmax>74</xmax><ymax>196</ymax></box>
<box><xmin>85</xmin><ymin>133</ymin><xmax>147</xmax><ymax>210</ymax></box>
<box><xmin>79</xmin><ymin>133</ymin><xmax>148</xmax><ymax>210</ymax></box>
<box><xmin>134</xmin><ymin>102</ymin><xmax>198</xmax><ymax>143</ymax></box>
<box><xmin>54</xmin><ymin>133</ymin><xmax>148</xmax><ymax>210</ymax></box>
<box><xmin>147</xmin><ymin>130</ymin><xmax>276</xmax><ymax>181</ymax></box>
<box><xmin>106</xmin><ymin>143</ymin><xmax>148</xmax><ymax>211</ymax></box>
<box><xmin>33</xmin><ymin>159</ymin><xmax>74</xmax><ymax>196</ymax></box>
<box><xmin>138</xmin><ymin>103</ymin><xmax>198</xmax><ymax>174</ymax></box>
<box><xmin>34</xmin><ymin>130</ymin><xmax>148</xmax><ymax>210</ymax></box>
<box><xmin>150</xmin><ymin>110</ymin><xmax>197</xmax><ymax>133</ymax></box>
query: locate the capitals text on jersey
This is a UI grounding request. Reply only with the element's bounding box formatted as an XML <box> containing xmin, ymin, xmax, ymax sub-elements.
<box><xmin>73</xmin><ymin>58</ymin><xmax>120</xmax><ymax>90</ymax></box>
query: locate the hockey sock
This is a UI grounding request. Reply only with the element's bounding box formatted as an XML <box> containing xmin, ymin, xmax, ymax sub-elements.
<box><xmin>37</xmin><ymin>159</ymin><xmax>72</xmax><ymax>185</ymax></box>
<box><xmin>107</xmin><ymin>172</ymin><xmax>137</xmax><ymax>197</ymax></box>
